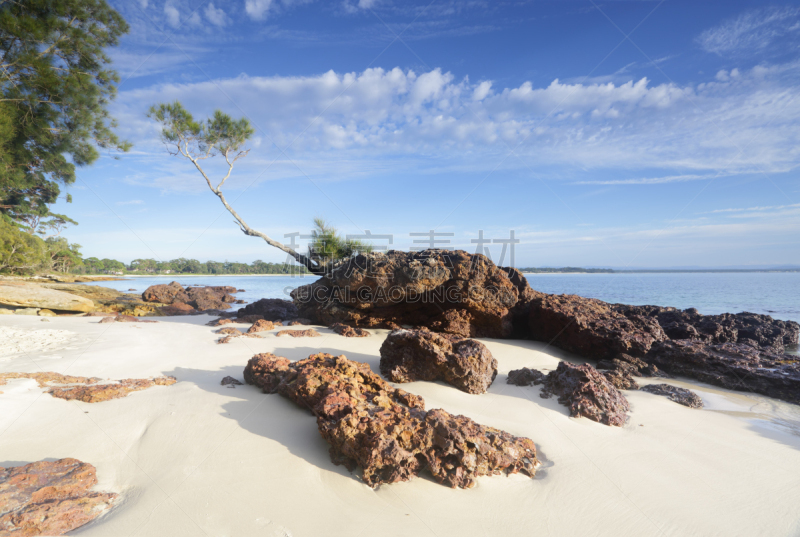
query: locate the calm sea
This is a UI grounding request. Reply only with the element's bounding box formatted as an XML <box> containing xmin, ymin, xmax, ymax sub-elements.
<box><xmin>92</xmin><ymin>272</ymin><xmax>800</xmax><ymax>352</ymax></box>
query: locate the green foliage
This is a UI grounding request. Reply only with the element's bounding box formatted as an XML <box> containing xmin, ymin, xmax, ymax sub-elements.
<box><xmin>0</xmin><ymin>0</ymin><xmax>129</xmax><ymax>223</ymax></box>
<box><xmin>308</xmin><ymin>218</ymin><xmax>372</xmax><ymax>265</ymax></box>
<box><xmin>147</xmin><ymin>102</ymin><xmax>254</xmax><ymax>163</ymax></box>
<box><xmin>0</xmin><ymin>215</ymin><xmax>47</xmax><ymax>273</ymax></box>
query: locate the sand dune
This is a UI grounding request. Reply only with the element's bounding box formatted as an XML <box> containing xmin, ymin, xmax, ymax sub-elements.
<box><xmin>0</xmin><ymin>314</ymin><xmax>798</xmax><ymax>536</ymax></box>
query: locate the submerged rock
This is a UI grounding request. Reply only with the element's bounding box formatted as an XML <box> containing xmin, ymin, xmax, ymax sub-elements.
<box><xmin>243</xmin><ymin>352</ymin><xmax>538</xmax><ymax>488</ymax></box>
<box><xmin>291</xmin><ymin>250</ymin><xmax>536</xmax><ymax>338</ymax></box>
<box><xmin>379</xmin><ymin>328</ymin><xmax>497</xmax><ymax>394</ymax></box>
<box><xmin>330</xmin><ymin>323</ymin><xmax>370</xmax><ymax>337</ymax></box>
<box><xmin>0</xmin><ymin>372</ymin><xmax>176</xmax><ymax>403</ymax></box>
<box><xmin>0</xmin><ymin>459</ymin><xmax>116</xmax><ymax>536</ymax></box>
<box><xmin>640</xmin><ymin>383</ymin><xmax>703</xmax><ymax>408</ymax></box>
<box><xmin>645</xmin><ymin>340</ymin><xmax>800</xmax><ymax>405</ymax></box>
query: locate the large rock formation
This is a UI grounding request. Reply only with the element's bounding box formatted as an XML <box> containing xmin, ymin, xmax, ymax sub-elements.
<box><xmin>379</xmin><ymin>328</ymin><xmax>498</xmax><ymax>394</ymax></box>
<box><xmin>0</xmin><ymin>283</ymin><xmax>94</xmax><ymax>313</ymax></box>
<box><xmin>0</xmin><ymin>372</ymin><xmax>177</xmax><ymax>403</ymax></box>
<box><xmin>291</xmin><ymin>250</ymin><xmax>535</xmax><ymax>338</ymax></box>
<box><xmin>244</xmin><ymin>352</ymin><xmax>538</xmax><ymax>488</ymax></box>
<box><xmin>0</xmin><ymin>459</ymin><xmax>116</xmax><ymax>536</ymax></box>
<box><xmin>141</xmin><ymin>282</ymin><xmax>238</xmax><ymax>312</ymax></box>
<box><xmin>644</xmin><ymin>340</ymin><xmax>800</xmax><ymax>404</ymax></box>
<box><xmin>237</xmin><ymin>298</ymin><xmax>297</xmax><ymax>321</ymax></box>
<box><xmin>509</xmin><ymin>362</ymin><xmax>630</xmax><ymax>427</ymax></box>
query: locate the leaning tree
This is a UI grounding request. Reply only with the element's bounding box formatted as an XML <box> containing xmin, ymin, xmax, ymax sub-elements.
<box><xmin>147</xmin><ymin>102</ymin><xmax>369</xmax><ymax>275</ymax></box>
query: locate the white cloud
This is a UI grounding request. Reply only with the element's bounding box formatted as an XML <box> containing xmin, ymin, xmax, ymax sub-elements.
<box><xmin>698</xmin><ymin>7</ymin><xmax>800</xmax><ymax>55</ymax></box>
<box><xmin>245</xmin><ymin>0</ymin><xmax>274</xmax><ymax>20</ymax></box>
<box><xmin>112</xmin><ymin>63</ymin><xmax>800</xmax><ymax>183</ymax></box>
<box><xmin>204</xmin><ymin>3</ymin><xmax>229</xmax><ymax>26</ymax></box>
<box><xmin>163</xmin><ymin>3</ymin><xmax>180</xmax><ymax>28</ymax></box>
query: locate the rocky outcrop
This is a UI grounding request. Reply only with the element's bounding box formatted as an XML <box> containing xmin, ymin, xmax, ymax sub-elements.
<box><xmin>288</xmin><ymin>318</ymin><xmax>313</xmax><ymax>326</ymax></box>
<box><xmin>506</xmin><ymin>367</ymin><xmax>545</xmax><ymax>386</ymax></box>
<box><xmin>142</xmin><ymin>282</ymin><xmax>238</xmax><ymax>312</ymax></box>
<box><xmin>0</xmin><ymin>372</ymin><xmax>176</xmax><ymax>403</ymax></box>
<box><xmin>0</xmin><ymin>459</ymin><xmax>116</xmax><ymax>536</ymax></box>
<box><xmin>640</xmin><ymin>384</ymin><xmax>703</xmax><ymax>408</ymax></box>
<box><xmin>237</xmin><ymin>298</ymin><xmax>297</xmax><ymax>321</ymax></box>
<box><xmin>247</xmin><ymin>319</ymin><xmax>275</xmax><ymax>333</ymax></box>
<box><xmin>243</xmin><ymin>352</ymin><xmax>538</xmax><ymax>488</ymax></box>
<box><xmin>0</xmin><ymin>283</ymin><xmax>94</xmax><ymax>312</ymax></box>
<box><xmin>596</xmin><ymin>353</ymin><xmax>662</xmax><ymax>378</ymax></box>
<box><xmin>510</xmin><ymin>362</ymin><xmax>629</xmax><ymax>426</ymax></box>
<box><xmin>98</xmin><ymin>314</ymin><xmax>158</xmax><ymax>324</ymax></box>
<box><xmin>275</xmin><ymin>329</ymin><xmax>321</xmax><ymax>338</ymax></box>
<box><xmin>527</xmin><ymin>294</ymin><xmax>667</xmax><ymax>360</ymax></box>
<box><xmin>221</xmin><ymin>376</ymin><xmax>243</xmax><ymax>387</ymax></box>
<box><xmin>330</xmin><ymin>323</ymin><xmax>370</xmax><ymax>337</ymax></box>
<box><xmin>291</xmin><ymin>250</ymin><xmax>534</xmax><ymax>338</ymax></box>
<box><xmin>644</xmin><ymin>340</ymin><xmax>800</xmax><ymax>404</ymax></box>
<box><xmin>379</xmin><ymin>329</ymin><xmax>498</xmax><ymax>394</ymax></box>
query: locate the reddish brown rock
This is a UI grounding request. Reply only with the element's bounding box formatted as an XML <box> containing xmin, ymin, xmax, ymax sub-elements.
<box><xmin>243</xmin><ymin>353</ymin><xmax>538</xmax><ymax>488</ymax></box>
<box><xmin>330</xmin><ymin>323</ymin><xmax>370</xmax><ymax>337</ymax></box>
<box><xmin>216</xmin><ymin>327</ymin><xmax>244</xmax><ymax>336</ymax></box>
<box><xmin>207</xmin><ymin>318</ymin><xmax>234</xmax><ymax>327</ymax></box>
<box><xmin>0</xmin><ymin>458</ymin><xmax>116</xmax><ymax>536</ymax></box>
<box><xmin>379</xmin><ymin>328</ymin><xmax>497</xmax><ymax>394</ymax></box>
<box><xmin>640</xmin><ymin>384</ymin><xmax>703</xmax><ymax>408</ymax></box>
<box><xmin>275</xmin><ymin>329</ymin><xmax>321</xmax><ymax>338</ymax></box>
<box><xmin>0</xmin><ymin>373</ymin><xmax>176</xmax><ymax>403</ymax></box>
<box><xmin>511</xmin><ymin>362</ymin><xmax>629</xmax><ymax>426</ymax></box>
<box><xmin>217</xmin><ymin>336</ymin><xmax>234</xmax><ymax>344</ymax></box>
<box><xmin>645</xmin><ymin>340</ymin><xmax>800</xmax><ymax>404</ymax></box>
<box><xmin>288</xmin><ymin>318</ymin><xmax>312</xmax><ymax>326</ymax></box>
<box><xmin>142</xmin><ymin>281</ymin><xmax>189</xmax><ymax>304</ymax></box>
<box><xmin>235</xmin><ymin>314</ymin><xmax>264</xmax><ymax>324</ymax></box>
<box><xmin>506</xmin><ymin>367</ymin><xmax>545</xmax><ymax>386</ymax></box>
<box><xmin>237</xmin><ymin>298</ymin><xmax>297</xmax><ymax>321</ymax></box>
<box><xmin>160</xmin><ymin>302</ymin><xmax>197</xmax><ymax>316</ymax></box>
<box><xmin>247</xmin><ymin>319</ymin><xmax>275</xmax><ymax>333</ymax></box>
<box><xmin>142</xmin><ymin>282</ymin><xmax>236</xmax><ymax>312</ymax></box>
<box><xmin>528</xmin><ymin>294</ymin><xmax>667</xmax><ymax>360</ymax></box>
<box><xmin>291</xmin><ymin>250</ymin><xmax>533</xmax><ymax>338</ymax></box>
<box><xmin>596</xmin><ymin>353</ymin><xmax>662</xmax><ymax>378</ymax></box>
<box><xmin>601</xmin><ymin>369</ymin><xmax>639</xmax><ymax>390</ymax></box>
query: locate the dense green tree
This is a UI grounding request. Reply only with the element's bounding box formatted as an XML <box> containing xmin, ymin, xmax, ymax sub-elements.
<box><xmin>0</xmin><ymin>0</ymin><xmax>129</xmax><ymax>225</ymax></box>
<box><xmin>308</xmin><ymin>218</ymin><xmax>372</xmax><ymax>267</ymax></box>
<box><xmin>0</xmin><ymin>215</ymin><xmax>46</xmax><ymax>273</ymax></box>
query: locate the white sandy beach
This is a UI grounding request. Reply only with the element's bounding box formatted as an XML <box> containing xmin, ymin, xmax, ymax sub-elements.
<box><xmin>1</xmin><ymin>314</ymin><xmax>799</xmax><ymax>537</ymax></box>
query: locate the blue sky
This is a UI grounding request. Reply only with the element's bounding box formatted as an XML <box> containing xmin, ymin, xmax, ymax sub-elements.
<box><xmin>56</xmin><ymin>0</ymin><xmax>800</xmax><ymax>268</ymax></box>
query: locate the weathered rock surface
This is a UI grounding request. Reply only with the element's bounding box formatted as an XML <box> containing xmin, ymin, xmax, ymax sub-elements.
<box><xmin>235</xmin><ymin>314</ymin><xmax>264</xmax><ymax>324</ymax></box>
<box><xmin>275</xmin><ymin>329</ymin><xmax>321</xmax><ymax>338</ymax></box>
<box><xmin>0</xmin><ymin>372</ymin><xmax>176</xmax><ymax>403</ymax></box>
<box><xmin>291</xmin><ymin>250</ymin><xmax>535</xmax><ymax>338</ymax></box>
<box><xmin>511</xmin><ymin>362</ymin><xmax>630</xmax><ymax>426</ymax></box>
<box><xmin>0</xmin><ymin>283</ymin><xmax>94</xmax><ymax>313</ymax></box>
<box><xmin>142</xmin><ymin>282</ymin><xmax>238</xmax><ymax>312</ymax></box>
<box><xmin>0</xmin><ymin>458</ymin><xmax>116</xmax><ymax>536</ymax></box>
<box><xmin>216</xmin><ymin>327</ymin><xmax>244</xmax><ymax>336</ymax></box>
<box><xmin>379</xmin><ymin>329</ymin><xmax>497</xmax><ymax>394</ymax></box>
<box><xmin>601</xmin><ymin>369</ymin><xmax>639</xmax><ymax>390</ymax></box>
<box><xmin>98</xmin><ymin>314</ymin><xmax>158</xmax><ymax>324</ymax></box>
<box><xmin>288</xmin><ymin>318</ymin><xmax>313</xmax><ymax>326</ymax></box>
<box><xmin>645</xmin><ymin>340</ymin><xmax>800</xmax><ymax>404</ymax></box>
<box><xmin>506</xmin><ymin>367</ymin><xmax>545</xmax><ymax>386</ymax></box>
<box><xmin>221</xmin><ymin>376</ymin><xmax>243</xmax><ymax>387</ymax></box>
<box><xmin>160</xmin><ymin>303</ymin><xmax>197</xmax><ymax>316</ymax></box>
<box><xmin>207</xmin><ymin>318</ymin><xmax>234</xmax><ymax>327</ymax></box>
<box><xmin>527</xmin><ymin>294</ymin><xmax>667</xmax><ymax>360</ymax></box>
<box><xmin>247</xmin><ymin>319</ymin><xmax>275</xmax><ymax>333</ymax></box>
<box><xmin>597</xmin><ymin>353</ymin><xmax>662</xmax><ymax>378</ymax></box>
<box><xmin>237</xmin><ymin>298</ymin><xmax>297</xmax><ymax>321</ymax></box>
<box><xmin>640</xmin><ymin>383</ymin><xmax>704</xmax><ymax>408</ymax></box>
<box><xmin>330</xmin><ymin>323</ymin><xmax>370</xmax><ymax>337</ymax></box>
<box><xmin>243</xmin><ymin>352</ymin><xmax>538</xmax><ymax>488</ymax></box>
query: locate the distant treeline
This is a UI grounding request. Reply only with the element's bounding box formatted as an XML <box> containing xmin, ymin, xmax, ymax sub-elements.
<box><xmin>73</xmin><ymin>258</ymin><xmax>309</xmax><ymax>275</ymax></box>
<box><xmin>519</xmin><ymin>267</ymin><xmax>615</xmax><ymax>273</ymax></box>
<box><xmin>520</xmin><ymin>267</ymin><xmax>800</xmax><ymax>274</ymax></box>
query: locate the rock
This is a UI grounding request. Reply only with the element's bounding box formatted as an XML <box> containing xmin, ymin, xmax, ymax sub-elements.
<box><xmin>217</xmin><ymin>336</ymin><xmax>233</xmax><ymax>344</ymax></box>
<box><xmin>237</xmin><ymin>298</ymin><xmax>297</xmax><ymax>321</ymax></box>
<box><xmin>14</xmin><ymin>308</ymin><xmax>40</xmax><ymax>315</ymax></box>
<box><xmin>616</xmin><ymin>305</ymin><xmax>799</xmax><ymax>353</ymax></box>
<box><xmin>221</xmin><ymin>376</ymin><xmax>243</xmax><ymax>387</ymax></box>
<box><xmin>216</xmin><ymin>327</ymin><xmax>243</xmax><ymax>336</ymax></box>
<box><xmin>291</xmin><ymin>250</ymin><xmax>534</xmax><ymax>338</ymax></box>
<box><xmin>330</xmin><ymin>323</ymin><xmax>370</xmax><ymax>337</ymax></box>
<box><xmin>237</xmin><ymin>289</ymin><xmax>245</xmax><ymax>292</ymax></box>
<box><xmin>128</xmin><ymin>288</ymin><xmax>136</xmax><ymax>291</ymax></box>
<box><xmin>0</xmin><ymin>308</ymin><xmax>12</xmax><ymax>315</ymax></box>
<box><xmin>207</xmin><ymin>318</ymin><xmax>234</xmax><ymax>327</ymax></box>
<box><xmin>160</xmin><ymin>302</ymin><xmax>197</xmax><ymax>316</ymax></box>
<box><xmin>0</xmin><ymin>372</ymin><xmax>177</xmax><ymax>403</ymax></box>
<box><xmin>243</xmin><ymin>352</ymin><xmax>538</xmax><ymax>488</ymax></box>
<box><xmin>98</xmin><ymin>315</ymin><xmax>157</xmax><ymax>324</ymax></box>
<box><xmin>235</xmin><ymin>299</ymin><xmax>246</xmax><ymax>304</ymax></box>
<box><xmin>37</xmin><ymin>309</ymin><xmax>56</xmax><ymax>317</ymax></box>
<box><xmin>506</xmin><ymin>367</ymin><xmax>546</xmax><ymax>386</ymax></box>
<box><xmin>275</xmin><ymin>329</ymin><xmax>321</xmax><ymax>338</ymax></box>
<box><xmin>40</xmin><ymin>283</ymin><xmax>157</xmax><ymax>316</ymax></box>
<box><xmin>601</xmin><ymin>369</ymin><xmax>639</xmax><ymax>390</ymax></box>
<box><xmin>538</xmin><ymin>362</ymin><xmax>630</xmax><ymax>427</ymax></box>
<box><xmin>235</xmin><ymin>314</ymin><xmax>264</xmax><ymax>324</ymax></box>
<box><xmin>0</xmin><ymin>458</ymin><xmax>116</xmax><ymax>536</ymax></box>
<box><xmin>379</xmin><ymin>328</ymin><xmax>497</xmax><ymax>394</ymax></box>
<box><xmin>645</xmin><ymin>340</ymin><xmax>800</xmax><ymax>404</ymax></box>
<box><xmin>247</xmin><ymin>319</ymin><xmax>275</xmax><ymax>333</ymax></box>
<box><xmin>640</xmin><ymin>384</ymin><xmax>703</xmax><ymax>408</ymax></box>
<box><xmin>596</xmin><ymin>353</ymin><xmax>662</xmax><ymax>378</ymax></box>
<box><xmin>142</xmin><ymin>281</ymin><xmax>189</xmax><ymax>304</ymax></box>
<box><xmin>528</xmin><ymin>294</ymin><xmax>667</xmax><ymax>360</ymax></box>
<box><xmin>185</xmin><ymin>286</ymin><xmax>234</xmax><ymax>311</ymax></box>
<box><xmin>0</xmin><ymin>282</ymin><xmax>95</xmax><ymax>313</ymax></box>
<box><xmin>287</xmin><ymin>318</ymin><xmax>313</xmax><ymax>326</ymax></box>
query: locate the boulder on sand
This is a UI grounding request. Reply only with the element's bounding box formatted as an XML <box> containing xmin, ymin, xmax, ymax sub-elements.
<box><xmin>142</xmin><ymin>282</ymin><xmax>238</xmax><ymax>311</ymax></box>
<box><xmin>237</xmin><ymin>298</ymin><xmax>297</xmax><ymax>321</ymax></box>
<box><xmin>0</xmin><ymin>458</ymin><xmax>116</xmax><ymax>536</ymax></box>
<box><xmin>379</xmin><ymin>328</ymin><xmax>497</xmax><ymax>394</ymax></box>
<box><xmin>243</xmin><ymin>352</ymin><xmax>538</xmax><ymax>488</ymax></box>
<box><xmin>640</xmin><ymin>383</ymin><xmax>703</xmax><ymax>408</ymax></box>
<box><xmin>291</xmin><ymin>250</ymin><xmax>538</xmax><ymax>338</ymax></box>
<box><xmin>0</xmin><ymin>282</ymin><xmax>94</xmax><ymax>312</ymax></box>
